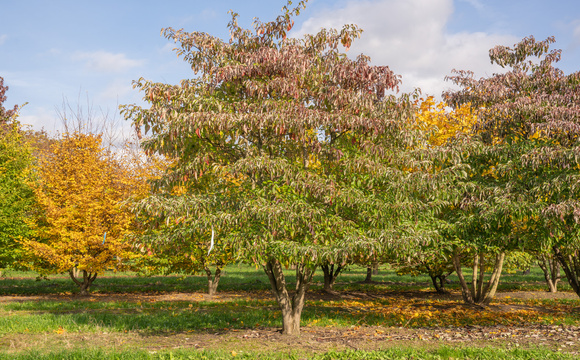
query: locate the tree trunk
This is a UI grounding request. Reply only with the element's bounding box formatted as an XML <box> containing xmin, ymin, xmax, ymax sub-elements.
<box><xmin>69</xmin><ymin>269</ymin><xmax>97</xmax><ymax>296</ymax></box>
<box><xmin>452</xmin><ymin>251</ymin><xmax>505</xmax><ymax>305</ymax></box>
<box><xmin>372</xmin><ymin>262</ymin><xmax>379</xmax><ymax>275</ymax></box>
<box><xmin>204</xmin><ymin>266</ymin><xmax>222</xmax><ymax>296</ymax></box>
<box><xmin>321</xmin><ymin>264</ymin><xmax>343</xmax><ymax>293</ymax></box>
<box><xmin>553</xmin><ymin>246</ymin><xmax>580</xmax><ymax>297</ymax></box>
<box><xmin>538</xmin><ymin>254</ymin><xmax>560</xmax><ymax>293</ymax></box>
<box><xmin>430</xmin><ymin>274</ymin><xmax>447</xmax><ymax>294</ymax></box>
<box><xmin>364</xmin><ymin>267</ymin><xmax>373</xmax><ymax>283</ymax></box>
<box><xmin>263</xmin><ymin>259</ymin><xmax>314</xmax><ymax>336</ymax></box>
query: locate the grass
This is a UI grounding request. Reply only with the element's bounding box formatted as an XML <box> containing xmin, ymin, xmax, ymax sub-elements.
<box><xmin>0</xmin><ymin>264</ymin><xmax>569</xmax><ymax>296</ymax></box>
<box><xmin>1</xmin><ymin>346</ymin><xmax>578</xmax><ymax>360</ymax></box>
<box><xmin>1</xmin><ymin>264</ymin><xmax>578</xmax><ymax>359</ymax></box>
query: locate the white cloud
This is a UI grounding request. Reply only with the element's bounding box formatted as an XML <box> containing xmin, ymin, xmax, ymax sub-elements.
<box><xmin>73</xmin><ymin>51</ymin><xmax>144</xmax><ymax>73</ymax></box>
<box><xmin>295</xmin><ymin>0</ymin><xmax>517</xmax><ymax>98</ymax></box>
<box><xmin>0</xmin><ymin>34</ymin><xmax>7</xmax><ymax>45</ymax></box>
<box><xmin>17</xmin><ymin>106</ymin><xmax>61</xmax><ymax>134</ymax></box>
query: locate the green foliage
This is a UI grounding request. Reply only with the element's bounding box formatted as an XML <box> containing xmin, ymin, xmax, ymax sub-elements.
<box><xmin>0</xmin><ymin>79</ymin><xmax>34</xmax><ymax>270</ymax></box>
<box><xmin>121</xmin><ymin>0</ymin><xmax>430</xmax><ymax>334</ymax></box>
<box><xmin>443</xmin><ymin>36</ymin><xmax>580</xmax><ymax>298</ymax></box>
<box><xmin>121</xmin><ymin>0</ymin><xmax>425</xmax><ymax>273</ymax></box>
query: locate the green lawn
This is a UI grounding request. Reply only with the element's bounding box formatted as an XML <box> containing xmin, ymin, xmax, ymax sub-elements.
<box><xmin>1</xmin><ymin>264</ymin><xmax>578</xmax><ymax>359</ymax></box>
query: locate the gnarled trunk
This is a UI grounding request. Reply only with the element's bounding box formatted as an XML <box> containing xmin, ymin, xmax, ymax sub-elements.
<box><xmin>69</xmin><ymin>269</ymin><xmax>97</xmax><ymax>296</ymax></box>
<box><xmin>320</xmin><ymin>264</ymin><xmax>343</xmax><ymax>293</ymax></box>
<box><xmin>204</xmin><ymin>266</ymin><xmax>222</xmax><ymax>296</ymax></box>
<box><xmin>453</xmin><ymin>251</ymin><xmax>505</xmax><ymax>305</ymax></box>
<box><xmin>264</xmin><ymin>259</ymin><xmax>314</xmax><ymax>336</ymax></box>
<box><xmin>553</xmin><ymin>246</ymin><xmax>580</xmax><ymax>297</ymax></box>
<box><xmin>537</xmin><ymin>254</ymin><xmax>561</xmax><ymax>293</ymax></box>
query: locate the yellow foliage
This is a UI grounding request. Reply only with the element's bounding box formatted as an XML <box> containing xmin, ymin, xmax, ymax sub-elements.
<box><xmin>22</xmin><ymin>133</ymin><xmax>140</xmax><ymax>276</ymax></box>
<box><xmin>414</xmin><ymin>96</ymin><xmax>478</xmax><ymax>146</ymax></box>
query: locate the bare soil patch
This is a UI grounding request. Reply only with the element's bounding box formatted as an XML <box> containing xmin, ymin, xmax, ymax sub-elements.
<box><xmin>1</xmin><ymin>324</ymin><xmax>579</xmax><ymax>355</ymax></box>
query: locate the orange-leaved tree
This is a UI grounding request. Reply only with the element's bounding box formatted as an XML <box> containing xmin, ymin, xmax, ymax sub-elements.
<box><xmin>22</xmin><ymin>132</ymin><xmax>138</xmax><ymax>295</ymax></box>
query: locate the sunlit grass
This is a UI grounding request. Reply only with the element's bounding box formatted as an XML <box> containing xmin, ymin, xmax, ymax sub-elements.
<box><xmin>1</xmin><ymin>346</ymin><xmax>577</xmax><ymax>360</ymax></box>
<box><xmin>1</xmin><ymin>294</ymin><xmax>578</xmax><ymax>336</ymax></box>
<box><xmin>0</xmin><ymin>264</ymin><xmax>568</xmax><ymax>296</ymax></box>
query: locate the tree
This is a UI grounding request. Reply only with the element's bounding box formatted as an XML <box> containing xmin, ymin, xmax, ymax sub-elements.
<box><xmin>397</xmin><ymin>96</ymin><xmax>479</xmax><ymax>294</ymax></box>
<box><xmin>22</xmin><ymin>132</ymin><xmax>138</xmax><ymax>295</ymax></box>
<box><xmin>537</xmin><ymin>253</ymin><xmax>561</xmax><ymax>293</ymax></box>
<box><xmin>132</xmin><ymin>211</ymin><xmax>236</xmax><ymax>296</ymax></box>
<box><xmin>0</xmin><ymin>77</ymin><xmax>18</xmax><ymax>124</ymax></box>
<box><xmin>0</xmin><ymin>77</ymin><xmax>35</xmax><ymax>271</ymax></box>
<box><xmin>122</xmin><ymin>1</ymin><xmax>425</xmax><ymax>335</ymax></box>
<box><xmin>442</xmin><ymin>36</ymin><xmax>580</xmax><ymax>301</ymax></box>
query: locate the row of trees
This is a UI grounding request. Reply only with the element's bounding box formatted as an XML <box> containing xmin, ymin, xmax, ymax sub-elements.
<box><xmin>1</xmin><ymin>1</ymin><xmax>580</xmax><ymax>336</ymax></box>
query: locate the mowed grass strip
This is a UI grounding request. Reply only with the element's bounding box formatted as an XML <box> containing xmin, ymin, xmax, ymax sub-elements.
<box><xmin>1</xmin><ymin>346</ymin><xmax>578</xmax><ymax>360</ymax></box>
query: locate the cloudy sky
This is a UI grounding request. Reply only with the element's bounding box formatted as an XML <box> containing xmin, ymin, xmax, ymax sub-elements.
<box><xmin>1</xmin><ymin>0</ymin><xmax>579</xmax><ymax>134</ymax></box>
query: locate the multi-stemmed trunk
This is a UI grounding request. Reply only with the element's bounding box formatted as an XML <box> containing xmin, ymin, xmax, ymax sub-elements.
<box><xmin>537</xmin><ymin>254</ymin><xmax>561</xmax><ymax>293</ymax></box>
<box><xmin>264</xmin><ymin>259</ymin><xmax>314</xmax><ymax>335</ymax></box>
<box><xmin>204</xmin><ymin>266</ymin><xmax>222</xmax><ymax>296</ymax></box>
<box><xmin>320</xmin><ymin>264</ymin><xmax>343</xmax><ymax>293</ymax></box>
<box><xmin>423</xmin><ymin>262</ymin><xmax>453</xmax><ymax>294</ymax></box>
<box><xmin>69</xmin><ymin>269</ymin><xmax>97</xmax><ymax>296</ymax></box>
<box><xmin>453</xmin><ymin>251</ymin><xmax>505</xmax><ymax>305</ymax></box>
<box><xmin>553</xmin><ymin>246</ymin><xmax>580</xmax><ymax>298</ymax></box>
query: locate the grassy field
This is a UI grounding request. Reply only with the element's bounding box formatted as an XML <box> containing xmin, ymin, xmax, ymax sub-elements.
<box><xmin>1</xmin><ymin>265</ymin><xmax>579</xmax><ymax>359</ymax></box>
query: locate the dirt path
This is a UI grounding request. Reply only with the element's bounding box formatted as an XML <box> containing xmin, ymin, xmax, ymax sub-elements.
<box><xmin>1</xmin><ymin>324</ymin><xmax>579</xmax><ymax>355</ymax></box>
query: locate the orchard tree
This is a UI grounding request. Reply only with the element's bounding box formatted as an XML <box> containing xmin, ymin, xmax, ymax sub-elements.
<box><xmin>122</xmin><ymin>1</ymin><xmax>429</xmax><ymax>335</ymax></box>
<box><xmin>132</xmin><ymin>212</ymin><xmax>236</xmax><ymax>296</ymax></box>
<box><xmin>398</xmin><ymin>96</ymin><xmax>477</xmax><ymax>294</ymax></box>
<box><xmin>22</xmin><ymin>132</ymin><xmax>138</xmax><ymax>295</ymax></box>
<box><xmin>442</xmin><ymin>36</ymin><xmax>580</xmax><ymax>301</ymax></box>
<box><xmin>0</xmin><ymin>77</ymin><xmax>35</xmax><ymax>271</ymax></box>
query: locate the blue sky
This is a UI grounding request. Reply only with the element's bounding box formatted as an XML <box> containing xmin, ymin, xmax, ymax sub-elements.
<box><xmin>1</xmin><ymin>0</ymin><xmax>579</xmax><ymax>134</ymax></box>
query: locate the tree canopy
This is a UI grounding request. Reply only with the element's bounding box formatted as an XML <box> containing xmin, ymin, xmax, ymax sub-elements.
<box><xmin>0</xmin><ymin>77</ymin><xmax>34</xmax><ymax>270</ymax></box>
<box><xmin>439</xmin><ymin>36</ymin><xmax>580</xmax><ymax>302</ymax></box>
<box><xmin>122</xmin><ymin>1</ymin><xmax>436</xmax><ymax>334</ymax></box>
<box><xmin>22</xmin><ymin>132</ymin><xmax>139</xmax><ymax>295</ymax></box>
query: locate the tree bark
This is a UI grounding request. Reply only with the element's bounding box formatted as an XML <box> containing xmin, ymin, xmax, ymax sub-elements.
<box><xmin>452</xmin><ymin>251</ymin><xmax>505</xmax><ymax>305</ymax></box>
<box><xmin>69</xmin><ymin>269</ymin><xmax>97</xmax><ymax>296</ymax></box>
<box><xmin>321</xmin><ymin>264</ymin><xmax>342</xmax><ymax>293</ymax></box>
<box><xmin>364</xmin><ymin>267</ymin><xmax>373</xmax><ymax>283</ymax></box>
<box><xmin>430</xmin><ymin>274</ymin><xmax>449</xmax><ymax>294</ymax></box>
<box><xmin>263</xmin><ymin>260</ymin><xmax>314</xmax><ymax>336</ymax></box>
<box><xmin>553</xmin><ymin>246</ymin><xmax>580</xmax><ymax>297</ymax></box>
<box><xmin>204</xmin><ymin>266</ymin><xmax>222</xmax><ymax>296</ymax></box>
<box><xmin>538</xmin><ymin>254</ymin><xmax>560</xmax><ymax>293</ymax></box>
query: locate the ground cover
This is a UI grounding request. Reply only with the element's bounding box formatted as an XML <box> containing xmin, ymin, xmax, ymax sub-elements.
<box><xmin>0</xmin><ymin>265</ymin><xmax>579</xmax><ymax>359</ymax></box>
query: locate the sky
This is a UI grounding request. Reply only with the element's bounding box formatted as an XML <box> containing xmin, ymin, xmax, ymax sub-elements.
<box><xmin>1</xmin><ymin>0</ymin><xmax>579</xmax><ymax>135</ymax></box>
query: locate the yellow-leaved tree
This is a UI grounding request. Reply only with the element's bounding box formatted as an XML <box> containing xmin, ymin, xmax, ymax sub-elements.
<box><xmin>22</xmin><ymin>132</ymin><xmax>138</xmax><ymax>295</ymax></box>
